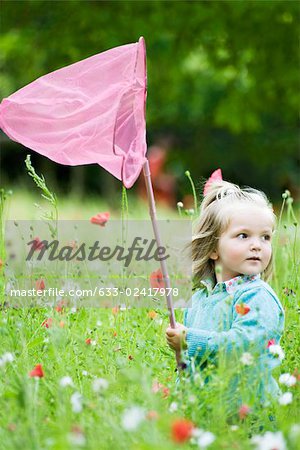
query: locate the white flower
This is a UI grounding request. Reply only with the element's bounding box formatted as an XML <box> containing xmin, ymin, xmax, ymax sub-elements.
<box><xmin>251</xmin><ymin>431</ymin><xmax>286</xmax><ymax>450</ymax></box>
<box><xmin>289</xmin><ymin>424</ymin><xmax>300</xmax><ymax>442</ymax></box>
<box><xmin>121</xmin><ymin>406</ymin><xmax>145</xmax><ymax>431</ymax></box>
<box><xmin>154</xmin><ymin>317</ymin><xmax>163</xmax><ymax>326</ymax></box>
<box><xmin>278</xmin><ymin>392</ymin><xmax>293</xmax><ymax>405</ymax></box>
<box><xmin>191</xmin><ymin>429</ymin><xmax>215</xmax><ymax>448</ymax></box>
<box><xmin>71</xmin><ymin>392</ymin><xmax>83</xmax><ymax>413</ymax></box>
<box><xmin>177</xmin><ymin>202</ymin><xmax>184</xmax><ymax>208</ymax></box>
<box><xmin>59</xmin><ymin>376</ymin><xmax>74</xmax><ymax>388</ymax></box>
<box><xmin>68</xmin><ymin>431</ymin><xmax>86</xmax><ymax>447</ymax></box>
<box><xmin>240</xmin><ymin>352</ymin><xmax>254</xmax><ymax>366</ymax></box>
<box><xmin>279</xmin><ymin>373</ymin><xmax>297</xmax><ymax>387</ymax></box>
<box><xmin>0</xmin><ymin>352</ymin><xmax>14</xmax><ymax>367</ymax></box>
<box><xmin>120</xmin><ymin>304</ymin><xmax>127</xmax><ymax>311</ymax></box>
<box><xmin>230</xmin><ymin>425</ymin><xmax>239</xmax><ymax>431</ymax></box>
<box><xmin>96</xmin><ymin>321</ymin><xmax>102</xmax><ymax>327</ymax></box>
<box><xmin>169</xmin><ymin>402</ymin><xmax>178</xmax><ymax>413</ymax></box>
<box><xmin>82</xmin><ymin>370</ymin><xmax>88</xmax><ymax>376</ymax></box>
<box><xmin>268</xmin><ymin>344</ymin><xmax>285</xmax><ymax>361</ymax></box>
<box><xmin>92</xmin><ymin>378</ymin><xmax>109</xmax><ymax>392</ymax></box>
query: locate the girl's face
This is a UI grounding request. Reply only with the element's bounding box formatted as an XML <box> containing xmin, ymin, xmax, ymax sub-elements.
<box><xmin>210</xmin><ymin>205</ymin><xmax>274</xmax><ymax>282</ymax></box>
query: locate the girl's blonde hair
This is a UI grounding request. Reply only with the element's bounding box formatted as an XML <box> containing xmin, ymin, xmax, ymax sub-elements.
<box><xmin>191</xmin><ymin>180</ymin><xmax>276</xmax><ymax>287</ymax></box>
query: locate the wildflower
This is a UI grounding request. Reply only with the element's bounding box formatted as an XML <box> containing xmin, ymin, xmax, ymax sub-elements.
<box><xmin>68</xmin><ymin>426</ymin><xmax>86</xmax><ymax>447</ymax></box>
<box><xmin>162</xmin><ymin>387</ymin><xmax>170</xmax><ymax>398</ymax></box>
<box><xmin>92</xmin><ymin>378</ymin><xmax>109</xmax><ymax>392</ymax></box>
<box><xmin>191</xmin><ymin>428</ymin><xmax>215</xmax><ymax>448</ymax></box>
<box><xmin>0</xmin><ymin>352</ymin><xmax>14</xmax><ymax>367</ymax></box>
<box><xmin>59</xmin><ymin>376</ymin><xmax>74</xmax><ymax>388</ymax></box>
<box><xmin>147</xmin><ymin>310</ymin><xmax>157</xmax><ymax>319</ymax></box>
<box><xmin>146</xmin><ymin>410</ymin><xmax>159</xmax><ymax>420</ymax></box>
<box><xmin>120</xmin><ymin>304</ymin><xmax>127</xmax><ymax>311</ymax></box>
<box><xmin>289</xmin><ymin>424</ymin><xmax>300</xmax><ymax>443</ymax></box>
<box><xmin>0</xmin><ymin>258</ymin><xmax>3</xmax><ymax>269</ymax></box>
<box><xmin>112</xmin><ymin>306</ymin><xmax>119</xmax><ymax>315</ymax></box>
<box><xmin>29</xmin><ymin>364</ymin><xmax>44</xmax><ymax>378</ymax></box>
<box><xmin>152</xmin><ymin>380</ymin><xmax>163</xmax><ymax>393</ymax></box>
<box><xmin>238</xmin><ymin>404</ymin><xmax>251</xmax><ymax>420</ymax></box>
<box><xmin>31</xmin><ymin>237</ymin><xmax>45</xmax><ymax>251</ymax></box>
<box><xmin>177</xmin><ymin>202</ymin><xmax>184</xmax><ymax>208</ymax></box>
<box><xmin>149</xmin><ymin>269</ymin><xmax>165</xmax><ymax>289</ymax></box>
<box><xmin>235</xmin><ymin>303</ymin><xmax>250</xmax><ymax>315</ymax></box>
<box><xmin>171</xmin><ymin>419</ymin><xmax>194</xmax><ymax>443</ymax></box>
<box><xmin>55</xmin><ymin>299</ymin><xmax>68</xmax><ymax>313</ymax></box>
<box><xmin>230</xmin><ymin>425</ymin><xmax>239</xmax><ymax>431</ymax></box>
<box><xmin>90</xmin><ymin>212</ymin><xmax>110</xmax><ymax>226</ymax></box>
<box><xmin>59</xmin><ymin>321</ymin><xmax>65</xmax><ymax>328</ymax></box>
<box><xmin>269</xmin><ymin>344</ymin><xmax>285</xmax><ymax>361</ymax></box>
<box><xmin>41</xmin><ymin>318</ymin><xmax>53</xmax><ymax>328</ymax></box>
<box><xmin>85</xmin><ymin>338</ymin><xmax>92</xmax><ymax>345</ymax></box>
<box><xmin>279</xmin><ymin>373</ymin><xmax>297</xmax><ymax>387</ymax></box>
<box><xmin>82</xmin><ymin>370</ymin><xmax>88</xmax><ymax>376</ymax></box>
<box><xmin>71</xmin><ymin>392</ymin><xmax>83</xmax><ymax>413</ymax></box>
<box><xmin>36</xmin><ymin>279</ymin><xmax>45</xmax><ymax>290</ymax></box>
<box><xmin>121</xmin><ymin>406</ymin><xmax>145</xmax><ymax>431</ymax></box>
<box><xmin>169</xmin><ymin>402</ymin><xmax>178</xmax><ymax>413</ymax></box>
<box><xmin>240</xmin><ymin>352</ymin><xmax>254</xmax><ymax>366</ymax></box>
<box><xmin>278</xmin><ymin>392</ymin><xmax>293</xmax><ymax>405</ymax></box>
<box><xmin>251</xmin><ymin>431</ymin><xmax>287</xmax><ymax>450</ymax></box>
<box><xmin>128</xmin><ymin>355</ymin><xmax>134</xmax><ymax>360</ymax></box>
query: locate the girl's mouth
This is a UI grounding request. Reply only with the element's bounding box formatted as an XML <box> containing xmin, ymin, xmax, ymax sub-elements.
<box><xmin>247</xmin><ymin>257</ymin><xmax>261</xmax><ymax>261</ymax></box>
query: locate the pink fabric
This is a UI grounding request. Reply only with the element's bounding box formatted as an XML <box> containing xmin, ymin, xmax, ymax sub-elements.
<box><xmin>0</xmin><ymin>37</ymin><xmax>147</xmax><ymax>188</ymax></box>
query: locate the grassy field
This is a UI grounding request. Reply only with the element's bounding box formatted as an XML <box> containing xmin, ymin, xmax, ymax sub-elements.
<box><xmin>0</xmin><ymin>181</ymin><xmax>299</xmax><ymax>450</ymax></box>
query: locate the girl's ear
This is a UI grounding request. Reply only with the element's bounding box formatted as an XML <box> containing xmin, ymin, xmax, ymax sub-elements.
<box><xmin>210</xmin><ymin>250</ymin><xmax>219</xmax><ymax>260</ymax></box>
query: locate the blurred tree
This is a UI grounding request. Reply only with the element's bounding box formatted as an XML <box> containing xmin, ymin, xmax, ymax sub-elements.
<box><xmin>0</xmin><ymin>0</ymin><xmax>299</xmax><ymax>199</ymax></box>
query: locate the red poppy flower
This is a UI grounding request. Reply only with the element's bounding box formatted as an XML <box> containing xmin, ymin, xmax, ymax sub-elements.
<box><xmin>41</xmin><ymin>318</ymin><xmax>53</xmax><ymax>328</ymax></box>
<box><xmin>235</xmin><ymin>303</ymin><xmax>250</xmax><ymax>315</ymax></box>
<box><xmin>152</xmin><ymin>380</ymin><xmax>163</xmax><ymax>393</ymax></box>
<box><xmin>85</xmin><ymin>338</ymin><xmax>92</xmax><ymax>345</ymax></box>
<box><xmin>147</xmin><ymin>310</ymin><xmax>157</xmax><ymax>319</ymax></box>
<box><xmin>0</xmin><ymin>258</ymin><xmax>3</xmax><ymax>270</ymax></box>
<box><xmin>171</xmin><ymin>419</ymin><xmax>194</xmax><ymax>443</ymax></box>
<box><xmin>162</xmin><ymin>387</ymin><xmax>170</xmax><ymax>398</ymax></box>
<box><xmin>112</xmin><ymin>306</ymin><xmax>119</xmax><ymax>315</ymax></box>
<box><xmin>90</xmin><ymin>212</ymin><xmax>110</xmax><ymax>226</ymax></box>
<box><xmin>146</xmin><ymin>410</ymin><xmax>159</xmax><ymax>420</ymax></box>
<box><xmin>29</xmin><ymin>364</ymin><xmax>44</xmax><ymax>378</ymax></box>
<box><xmin>267</xmin><ymin>339</ymin><xmax>276</xmax><ymax>348</ymax></box>
<box><xmin>149</xmin><ymin>269</ymin><xmax>165</xmax><ymax>289</ymax></box>
<box><xmin>36</xmin><ymin>279</ymin><xmax>45</xmax><ymax>290</ymax></box>
<box><xmin>55</xmin><ymin>299</ymin><xmax>68</xmax><ymax>313</ymax></box>
<box><xmin>238</xmin><ymin>404</ymin><xmax>251</xmax><ymax>420</ymax></box>
<box><xmin>31</xmin><ymin>237</ymin><xmax>45</xmax><ymax>251</ymax></box>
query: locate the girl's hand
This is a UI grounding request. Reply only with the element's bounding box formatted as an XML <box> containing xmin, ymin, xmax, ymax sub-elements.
<box><xmin>165</xmin><ymin>323</ymin><xmax>187</xmax><ymax>352</ymax></box>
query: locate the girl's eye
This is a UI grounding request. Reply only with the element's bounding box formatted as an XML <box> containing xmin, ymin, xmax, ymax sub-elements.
<box><xmin>262</xmin><ymin>234</ymin><xmax>271</xmax><ymax>241</ymax></box>
<box><xmin>237</xmin><ymin>233</ymin><xmax>248</xmax><ymax>239</ymax></box>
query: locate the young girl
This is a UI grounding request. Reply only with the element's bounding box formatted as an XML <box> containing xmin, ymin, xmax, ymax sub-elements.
<box><xmin>166</xmin><ymin>179</ymin><xmax>285</xmax><ymax>406</ymax></box>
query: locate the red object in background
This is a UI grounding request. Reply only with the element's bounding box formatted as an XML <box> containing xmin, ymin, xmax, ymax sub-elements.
<box><xmin>138</xmin><ymin>145</ymin><xmax>176</xmax><ymax>207</ymax></box>
<box><xmin>171</xmin><ymin>419</ymin><xmax>194</xmax><ymax>443</ymax></box>
<box><xmin>90</xmin><ymin>211</ymin><xmax>110</xmax><ymax>226</ymax></box>
<box><xmin>35</xmin><ymin>279</ymin><xmax>45</xmax><ymax>290</ymax></box>
<box><xmin>29</xmin><ymin>364</ymin><xmax>44</xmax><ymax>378</ymax></box>
<box><xmin>149</xmin><ymin>269</ymin><xmax>165</xmax><ymax>289</ymax></box>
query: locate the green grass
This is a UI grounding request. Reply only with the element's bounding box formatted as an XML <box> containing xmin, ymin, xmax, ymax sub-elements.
<box><xmin>0</xmin><ymin>185</ymin><xmax>299</xmax><ymax>450</ymax></box>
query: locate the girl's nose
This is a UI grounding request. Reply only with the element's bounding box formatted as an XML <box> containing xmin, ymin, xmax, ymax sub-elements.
<box><xmin>250</xmin><ymin>238</ymin><xmax>261</xmax><ymax>250</ymax></box>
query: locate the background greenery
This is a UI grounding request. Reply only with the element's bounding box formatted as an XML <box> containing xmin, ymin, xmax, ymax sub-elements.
<box><xmin>0</xmin><ymin>0</ymin><xmax>299</xmax><ymax>201</ymax></box>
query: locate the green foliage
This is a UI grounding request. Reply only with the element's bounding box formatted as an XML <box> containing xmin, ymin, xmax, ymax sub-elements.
<box><xmin>0</xmin><ymin>1</ymin><xmax>299</xmax><ymax>198</ymax></box>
